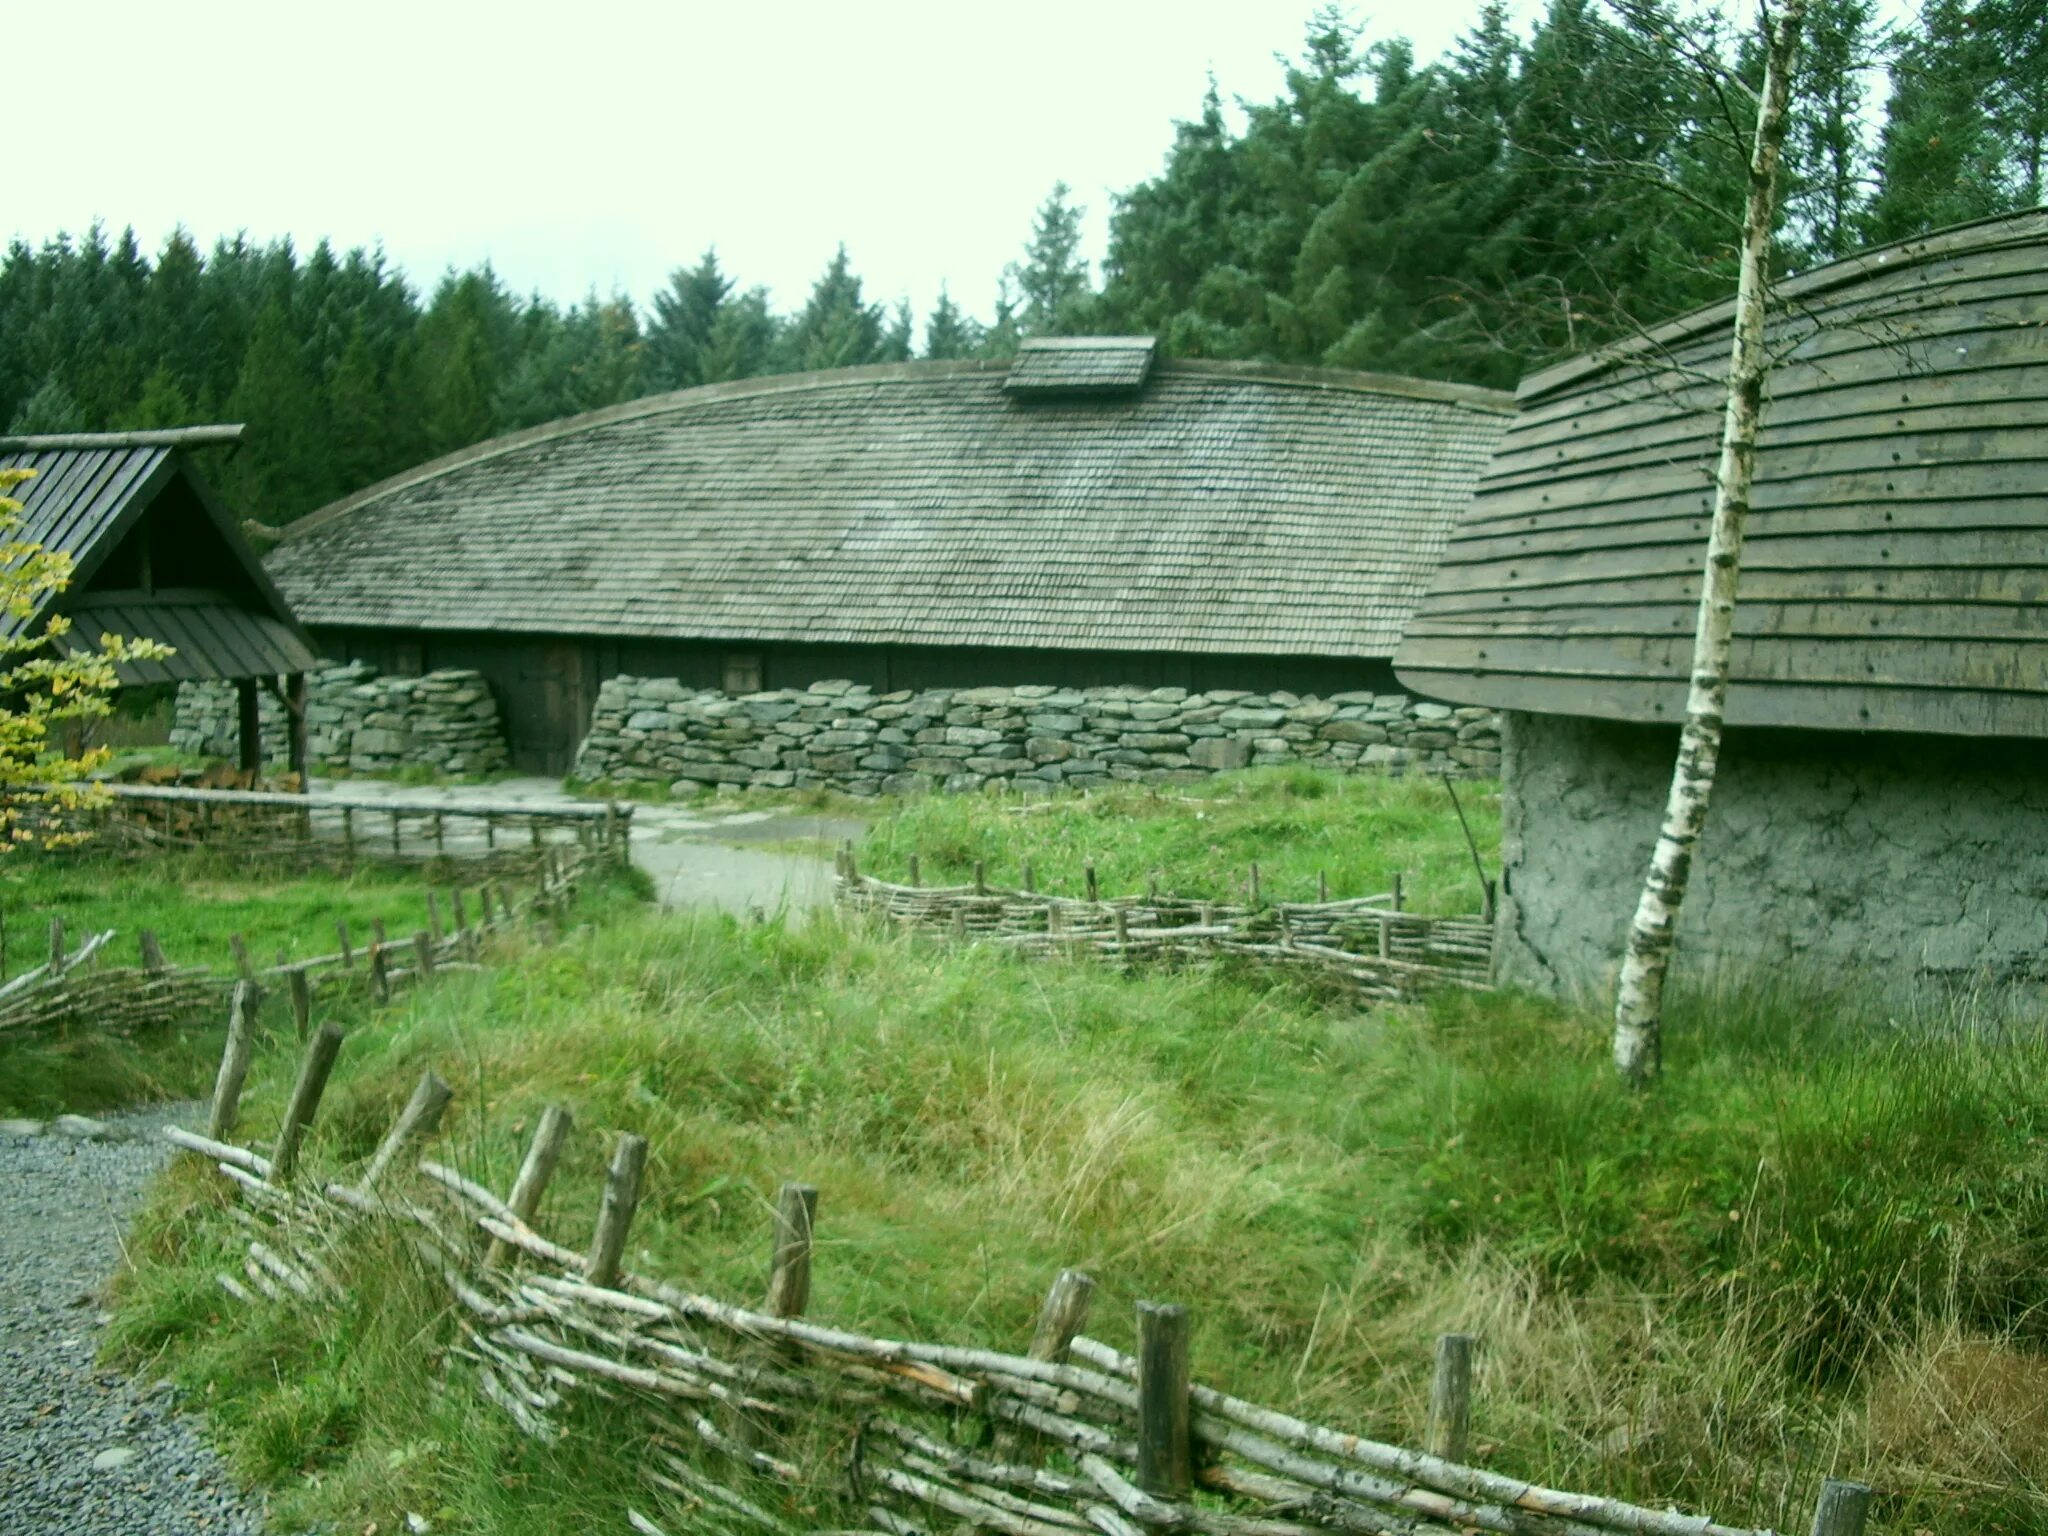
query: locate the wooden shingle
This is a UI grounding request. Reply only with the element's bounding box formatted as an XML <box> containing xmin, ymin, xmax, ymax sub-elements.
<box><xmin>272</xmin><ymin>360</ymin><xmax>1511</xmax><ymax>661</ymax></box>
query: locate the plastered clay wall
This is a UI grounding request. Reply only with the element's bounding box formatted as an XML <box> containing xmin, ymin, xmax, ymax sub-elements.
<box><xmin>574</xmin><ymin>677</ymin><xmax>1500</xmax><ymax>795</ymax></box>
<box><xmin>1497</xmin><ymin>710</ymin><xmax>2048</xmax><ymax>999</ymax></box>
<box><xmin>171</xmin><ymin>662</ymin><xmax>509</xmax><ymax>775</ymax></box>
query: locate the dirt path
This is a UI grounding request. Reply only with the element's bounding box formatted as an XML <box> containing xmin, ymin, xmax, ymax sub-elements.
<box><xmin>310</xmin><ymin>776</ymin><xmax>863</xmax><ymax>915</ymax></box>
<box><xmin>0</xmin><ymin>1107</ymin><xmax>282</xmax><ymax>1535</ymax></box>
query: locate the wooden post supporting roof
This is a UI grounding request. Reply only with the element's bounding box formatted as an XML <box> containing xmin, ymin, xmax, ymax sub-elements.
<box><xmin>236</xmin><ymin>678</ymin><xmax>261</xmax><ymax>778</ymax></box>
<box><xmin>287</xmin><ymin>672</ymin><xmax>309</xmax><ymax>786</ymax></box>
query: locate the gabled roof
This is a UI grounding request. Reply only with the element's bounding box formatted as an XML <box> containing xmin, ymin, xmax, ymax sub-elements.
<box><xmin>1396</xmin><ymin>207</ymin><xmax>2048</xmax><ymax>738</ymax></box>
<box><xmin>271</xmin><ymin>358</ymin><xmax>1512</xmax><ymax>661</ymax></box>
<box><xmin>1</xmin><ymin>427</ymin><xmax>315</xmax><ymax>682</ymax></box>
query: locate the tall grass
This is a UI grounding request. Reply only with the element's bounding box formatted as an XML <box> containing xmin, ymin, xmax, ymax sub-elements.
<box><xmin>859</xmin><ymin>766</ymin><xmax>1500</xmax><ymax>913</ymax></box>
<box><xmin>107</xmin><ymin>900</ymin><xmax>2048</xmax><ymax>1535</ymax></box>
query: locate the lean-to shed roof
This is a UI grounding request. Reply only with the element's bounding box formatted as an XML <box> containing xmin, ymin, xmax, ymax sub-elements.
<box><xmin>1395</xmin><ymin>208</ymin><xmax>2048</xmax><ymax>738</ymax></box>
<box><xmin>1</xmin><ymin>428</ymin><xmax>315</xmax><ymax>683</ymax></box>
<box><xmin>269</xmin><ymin>358</ymin><xmax>1511</xmax><ymax>660</ymax></box>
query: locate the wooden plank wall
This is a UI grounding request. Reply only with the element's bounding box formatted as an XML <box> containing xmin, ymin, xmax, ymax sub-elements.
<box><xmin>1396</xmin><ymin>210</ymin><xmax>2048</xmax><ymax>739</ymax></box>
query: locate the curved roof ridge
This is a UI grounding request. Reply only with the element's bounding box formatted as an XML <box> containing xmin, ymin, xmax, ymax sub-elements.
<box><xmin>281</xmin><ymin>356</ymin><xmax>1511</xmax><ymax>542</ymax></box>
<box><xmin>1519</xmin><ymin>204</ymin><xmax>2048</xmax><ymax>404</ymax></box>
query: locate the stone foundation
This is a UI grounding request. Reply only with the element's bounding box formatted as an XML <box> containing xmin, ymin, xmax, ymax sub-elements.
<box><xmin>573</xmin><ymin>677</ymin><xmax>1500</xmax><ymax>795</ymax></box>
<box><xmin>171</xmin><ymin>662</ymin><xmax>510</xmax><ymax>775</ymax></box>
<box><xmin>1496</xmin><ymin>710</ymin><xmax>2048</xmax><ymax>999</ymax></box>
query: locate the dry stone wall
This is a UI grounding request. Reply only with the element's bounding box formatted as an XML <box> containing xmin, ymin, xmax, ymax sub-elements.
<box><xmin>171</xmin><ymin>662</ymin><xmax>509</xmax><ymax>775</ymax></box>
<box><xmin>574</xmin><ymin>676</ymin><xmax>1500</xmax><ymax>795</ymax></box>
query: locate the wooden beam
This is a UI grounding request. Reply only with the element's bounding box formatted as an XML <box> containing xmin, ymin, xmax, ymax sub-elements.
<box><xmin>286</xmin><ymin>672</ymin><xmax>309</xmax><ymax>784</ymax></box>
<box><xmin>236</xmin><ymin>677</ymin><xmax>261</xmax><ymax>777</ymax></box>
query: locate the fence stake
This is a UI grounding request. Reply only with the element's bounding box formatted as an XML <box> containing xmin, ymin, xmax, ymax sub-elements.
<box><xmin>974</xmin><ymin>859</ymin><xmax>986</xmax><ymax>896</ymax></box>
<box><xmin>1249</xmin><ymin>862</ymin><xmax>1261</xmax><ymax>907</ymax></box>
<box><xmin>369</xmin><ymin>941</ymin><xmax>391</xmax><ymax>1004</ymax></box>
<box><xmin>1113</xmin><ymin>907</ymin><xmax>1130</xmax><ymax>952</ymax></box>
<box><xmin>952</xmin><ymin>907</ymin><xmax>968</xmax><ymax>940</ymax></box>
<box><xmin>1021</xmin><ymin>858</ymin><xmax>1034</xmax><ymax>893</ymax></box>
<box><xmin>205</xmin><ymin>981</ymin><xmax>259</xmax><ymax>1141</ymax></box>
<box><xmin>451</xmin><ymin>887</ymin><xmax>469</xmax><ymax>934</ymax></box>
<box><xmin>138</xmin><ymin>929</ymin><xmax>167</xmax><ymax>972</ymax></box>
<box><xmin>228</xmin><ymin>931</ymin><xmax>254</xmax><ymax>982</ymax></box>
<box><xmin>427</xmin><ymin>890</ymin><xmax>444</xmax><ymax>944</ymax></box>
<box><xmin>1810</xmin><ymin>1480</ymin><xmax>1874</xmax><ymax>1536</ymax></box>
<box><xmin>359</xmin><ymin>1070</ymin><xmax>454</xmax><ymax>1192</ymax></box>
<box><xmin>1392</xmin><ymin>871</ymin><xmax>1405</xmax><ymax>912</ymax></box>
<box><xmin>1085</xmin><ymin>862</ymin><xmax>1099</xmax><ymax>903</ymax></box>
<box><xmin>48</xmin><ymin>916</ymin><xmax>66</xmax><ymax>970</ymax></box>
<box><xmin>412</xmin><ymin>929</ymin><xmax>435</xmax><ymax>981</ymax></box>
<box><xmin>766</xmin><ymin>1181</ymin><xmax>819</xmax><ymax>1319</ymax></box>
<box><xmin>336</xmin><ymin>919</ymin><xmax>354</xmax><ymax>970</ymax></box>
<box><xmin>487</xmin><ymin>1104</ymin><xmax>574</xmax><ymax>1267</ymax></box>
<box><xmin>270</xmin><ymin>1023</ymin><xmax>345</xmax><ymax>1183</ymax></box>
<box><xmin>907</xmin><ymin>853</ymin><xmax>921</xmax><ymax>887</ymax></box>
<box><xmin>586</xmin><ymin>1133</ymin><xmax>649</xmax><ymax>1290</ymax></box>
<box><xmin>1427</xmin><ymin>1333</ymin><xmax>1474</xmax><ymax>1462</ymax></box>
<box><xmin>288</xmin><ymin>969</ymin><xmax>312</xmax><ymax>1042</ymax></box>
<box><xmin>341</xmin><ymin>806</ymin><xmax>355</xmax><ymax>862</ymax></box>
<box><xmin>1028</xmin><ymin>1268</ymin><xmax>1095</xmax><ymax>1363</ymax></box>
<box><xmin>392</xmin><ymin>810</ymin><xmax>403</xmax><ymax>855</ymax></box>
<box><xmin>1136</xmin><ymin>1300</ymin><xmax>1193</xmax><ymax>1499</ymax></box>
<box><xmin>371</xmin><ymin>916</ymin><xmax>389</xmax><ymax>948</ymax></box>
<box><xmin>1318</xmin><ymin>870</ymin><xmax>1329</xmax><ymax>903</ymax></box>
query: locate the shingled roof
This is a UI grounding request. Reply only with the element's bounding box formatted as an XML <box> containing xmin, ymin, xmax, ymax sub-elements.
<box><xmin>1396</xmin><ymin>207</ymin><xmax>2048</xmax><ymax>738</ymax></box>
<box><xmin>2</xmin><ymin>427</ymin><xmax>315</xmax><ymax>684</ymax></box>
<box><xmin>270</xmin><ymin>358</ymin><xmax>1511</xmax><ymax>660</ymax></box>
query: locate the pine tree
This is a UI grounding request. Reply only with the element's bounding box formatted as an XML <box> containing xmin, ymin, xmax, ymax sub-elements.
<box><xmin>223</xmin><ymin>298</ymin><xmax>321</xmax><ymax>519</ymax></box>
<box><xmin>8</xmin><ymin>378</ymin><xmax>86</xmax><ymax>434</ymax></box>
<box><xmin>125</xmin><ymin>365</ymin><xmax>196</xmax><ymax>431</ymax></box>
<box><xmin>417</xmin><ymin>268</ymin><xmax>518</xmax><ymax>455</ymax></box>
<box><xmin>1008</xmin><ymin>183</ymin><xmax>1093</xmax><ymax>335</ymax></box>
<box><xmin>1782</xmin><ymin>0</ymin><xmax>1879</xmax><ymax>260</ymax></box>
<box><xmin>779</xmin><ymin>247</ymin><xmax>884</xmax><ymax>372</ymax></box>
<box><xmin>923</xmin><ymin>286</ymin><xmax>982</xmax><ymax>359</ymax></box>
<box><xmin>646</xmin><ymin>250</ymin><xmax>733</xmax><ymax>390</ymax></box>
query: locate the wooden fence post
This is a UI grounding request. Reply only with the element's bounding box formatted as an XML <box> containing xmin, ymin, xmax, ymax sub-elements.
<box><xmin>358</xmin><ymin>1070</ymin><xmax>454</xmax><ymax>1192</ymax></box>
<box><xmin>1028</xmin><ymin>1268</ymin><xmax>1095</xmax><ymax>1363</ymax></box>
<box><xmin>369</xmin><ymin>941</ymin><xmax>390</xmax><ymax>1004</ymax></box>
<box><xmin>1249</xmin><ymin>862</ymin><xmax>1261</xmax><ymax>907</ymax></box>
<box><xmin>288</xmin><ymin>969</ymin><xmax>312</xmax><ymax>1042</ymax></box>
<box><xmin>205</xmin><ymin>981</ymin><xmax>258</xmax><ymax>1141</ymax></box>
<box><xmin>907</xmin><ymin>853</ymin><xmax>921</xmax><ymax>887</ymax></box>
<box><xmin>766</xmin><ymin>1182</ymin><xmax>819</xmax><ymax>1319</ymax></box>
<box><xmin>487</xmin><ymin>1104</ymin><xmax>574</xmax><ymax>1267</ymax></box>
<box><xmin>229</xmin><ymin>932</ymin><xmax>256</xmax><ymax>983</ymax></box>
<box><xmin>451</xmin><ymin>887</ymin><xmax>469</xmax><ymax>935</ymax></box>
<box><xmin>1021</xmin><ymin>859</ymin><xmax>1034</xmax><ymax>894</ymax></box>
<box><xmin>336</xmin><ymin>919</ymin><xmax>354</xmax><ymax>970</ymax></box>
<box><xmin>586</xmin><ymin>1133</ymin><xmax>649</xmax><ymax>1289</ymax></box>
<box><xmin>1085</xmin><ymin>862</ymin><xmax>1099</xmax><ymax>903</ymax></box>
<box><xmin>47</xmin><ymin>916</ymin><xmax>66</xmax><ymax>970</ymax></box>
<box><xmin>427</xmin><ymin>890</ymin><xmax>444</xmax><ymax>944</ymax></box>
<box><xmin>1427</xmin><ymin>1333</ymin><xmax>1474</xmax><ymax>1462</ymax></box>
<box><xmin>138</xmin><ymin>929</ymin><xmax>167</xmax><ymax>972</ymax></box>
<box><xmin>1810</xmin><ymin>1480</ymin><xmax>1873</xmax><ymax>1536</ymax></box>
<box><xmin>270</xmin><ymin>1023</ymin><xmax>345</xmax><ymax>1183</ymax></box>
<box><xmin>1136</xmin><ymin>1301</ymin><xmax>1193</xmax><ymax>1500</ymax></box>
<box><xmin>412</xmin><ymin>930</ymin><xmax>435</xmax><ymax>982</ymax></box>
<box><xmin>973</xmin><ymin>859</ymin><xmax>986</xmax><ymax>896</ymax></box>
<box><xmin>1392</xmin><ymin>871</ymin><xmax>1405</xmax><ymax>912</ymax></box>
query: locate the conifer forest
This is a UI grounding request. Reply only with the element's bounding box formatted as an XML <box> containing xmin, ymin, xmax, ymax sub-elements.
<box><xmin>4</xmin><ymin>0</ymin><xmax>2042</xmax><ymax>525</ymax></box>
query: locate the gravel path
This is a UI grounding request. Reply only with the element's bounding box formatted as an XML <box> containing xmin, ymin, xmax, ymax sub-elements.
<box><xmin>0</xmin><ymin>1105</ymin><xmax>275</xmax><ymax>1534</ymax></box>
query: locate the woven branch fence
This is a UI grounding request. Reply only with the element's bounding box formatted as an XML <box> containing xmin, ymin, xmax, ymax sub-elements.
<box><xmin>18</xmin><ymin>781</ymin><xmax>633</xmax><ymax>873</ymax></box>
<box><xmin>0</xmin><ymin>845</ymin><xmax>597</xmax><ymax>1042</ymax></box>
<box><xmin>834</xmin><ymin>852</ymin><xmax>1495</xmax><ymax>1003</ymax></box>
<box><xmin>165</xmin><ymin>1023</ymin><xmax>1874</xmax><ymax>1536</ymax></box>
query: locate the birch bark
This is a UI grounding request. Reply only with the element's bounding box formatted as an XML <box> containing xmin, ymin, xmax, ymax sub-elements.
<box><xmin>1612</xmin><ymin>0</ymin><xmax>1809</xmax><ymax>1086</ymax></box>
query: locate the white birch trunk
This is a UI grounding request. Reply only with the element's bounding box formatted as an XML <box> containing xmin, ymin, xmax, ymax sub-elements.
<box><xmin>1612</xmin><ymin>0</ymin><xmax>1809</xmax><ymax>1085</ymax></box>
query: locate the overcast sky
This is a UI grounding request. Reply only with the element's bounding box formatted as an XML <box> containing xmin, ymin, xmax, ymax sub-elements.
<box><xmin>13</xmin><ymin>0</ymin><xmax>1553</xmax><ymax>330</ymax></box>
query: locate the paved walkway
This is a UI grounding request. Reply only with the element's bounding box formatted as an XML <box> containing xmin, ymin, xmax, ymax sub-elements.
<box><xmin>310</xmin><ymin>777</ymin><xmax>862</xmax><ymax>916</ymax></box>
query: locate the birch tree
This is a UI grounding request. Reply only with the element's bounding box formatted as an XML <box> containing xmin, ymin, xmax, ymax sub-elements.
<box><xmin>1611</xmin><ymin>0</ymin><xmax>1810</xmax><ymax>1086</ymax></box>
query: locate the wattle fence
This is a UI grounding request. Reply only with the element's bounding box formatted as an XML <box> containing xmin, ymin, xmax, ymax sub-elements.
<box><xmin>834</xmin><ymin>851</ymin><xmax>1496</xmax><ymax>1003</ymax></box>
<box><xmin>164</xmin><ymin>1013</ymin><xmax>1876</xmax><ymax>1536</ymax></box>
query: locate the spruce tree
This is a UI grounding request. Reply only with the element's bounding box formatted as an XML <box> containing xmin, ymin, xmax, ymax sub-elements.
<box><xmin>1008</xmin><ymin>182</ymin><xmax>1093</xmax><ymax>335</ymax></box>
<box><xmin>647</xmin><ymin>249</ymin><xmax>733</xmax><ymax>389</ymax></box>
<box><xmin>779</xmin><ymin>247</ymin><xmax>884</xmax><ymax>372</ymax></box>
<box><xmin>923</xmin><ymin>286</ymin><xmax>982</xmax><ymax>359</ymax></box>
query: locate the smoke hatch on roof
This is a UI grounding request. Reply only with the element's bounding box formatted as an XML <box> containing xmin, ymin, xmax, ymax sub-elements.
<box><xmin>1004</xmin><ymin>336</ymin><xmax>1158</xmax><ymax>397</ymax></box>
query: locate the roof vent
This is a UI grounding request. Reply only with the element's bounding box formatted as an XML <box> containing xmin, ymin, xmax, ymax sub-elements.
<box><xmin>1004</xmin><ymin>336</ymin><xmax>1157</xmax><ymax>397</ymax></box>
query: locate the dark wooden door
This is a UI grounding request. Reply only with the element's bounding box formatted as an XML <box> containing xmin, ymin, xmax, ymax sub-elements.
<box><xmin>510</xmin><ymin>641</ymin><xmax>592</xmax><ymax>775</ymax></box>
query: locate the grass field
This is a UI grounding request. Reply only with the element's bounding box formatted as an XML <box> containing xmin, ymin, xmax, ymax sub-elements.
<box><xmin>90</xmin><ymin>768</ymin><xmax>2047</xmax><ymax>1536</ymax></box>
<box><xmin>859</xmin><ymin>765</ymin><xmax>1500</xmax><ymax>913</ymax></box>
